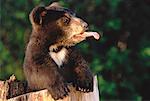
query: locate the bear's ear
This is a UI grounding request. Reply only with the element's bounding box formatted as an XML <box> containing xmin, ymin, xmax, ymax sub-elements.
<box><xmin>30</xmin><ymin>6</ymin><xmax>47</xmax><ymax>25</ymax></box>
<box><xmin>46</xmin><ymin>2</ymin><xmax>62</xmax><ymax>10</ymax></box>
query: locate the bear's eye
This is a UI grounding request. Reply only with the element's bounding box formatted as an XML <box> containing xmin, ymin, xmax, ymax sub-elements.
<box><xmin>62</xmin><ymin>17</ymin><xmax>70</xmax><ymax>25</ymax></box>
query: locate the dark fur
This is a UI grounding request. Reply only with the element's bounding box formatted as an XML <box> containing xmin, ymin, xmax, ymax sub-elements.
<box><xmin>23</xmin><ymin>3</ymin><xmax>93</xmax><ymax>100</ymax></box>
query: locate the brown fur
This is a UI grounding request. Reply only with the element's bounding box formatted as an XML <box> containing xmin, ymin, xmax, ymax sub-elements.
<box><xmin>23</xmin><ymin>3</ymin><xmax>93</xmax><ymax>100</ymax></box>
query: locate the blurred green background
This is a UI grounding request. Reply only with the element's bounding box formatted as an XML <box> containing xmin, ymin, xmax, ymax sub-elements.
<box><xmin>0</xmin><ymin>0</ymin><xmax>150</xmax><ymax>100</ymax></box>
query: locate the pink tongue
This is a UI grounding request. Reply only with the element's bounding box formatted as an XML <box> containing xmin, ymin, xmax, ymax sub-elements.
<box><xmin>83</xmin><ymin>32</ymin><xmax>100</xmax><ymax>40</ymax></box>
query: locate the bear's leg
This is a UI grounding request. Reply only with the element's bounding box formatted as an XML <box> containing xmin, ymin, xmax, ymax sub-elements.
<box><xmin>70</xmin><ymin>50</ymin><xmax>94</xmax><ymax>92</ymax></box>
<box><xmin>73</xmin><ymin>64</ymin><xmax>94</xmax><ymax>92</ymax></box>
<box><xmin>44</xmin><ymin>64</ymin><xmax>70</xmax><ymax>100</ymax></box>
<box><xmin>47</xmin><ymin>73</ymin><xmax>70</xmax><ymax>100</ymax></box>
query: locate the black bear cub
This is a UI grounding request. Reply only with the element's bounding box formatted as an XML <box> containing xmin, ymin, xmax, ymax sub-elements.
<box><xmin>23</xmin><ymin>2</ymin><xmax>99</xmax><ymax>100</ymax></box>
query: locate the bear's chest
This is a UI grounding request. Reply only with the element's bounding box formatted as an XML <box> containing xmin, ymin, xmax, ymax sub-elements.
<box><xmin>49</xmin><ymin>48</ymin><xmax>68</xmax><ymax>67</ymax></box>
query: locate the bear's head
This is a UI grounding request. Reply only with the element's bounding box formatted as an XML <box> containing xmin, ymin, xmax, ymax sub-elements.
<box><xmin>29</xmin><ymin>3</ymin><xmax>88</xmax><ymax>46</ymax></box>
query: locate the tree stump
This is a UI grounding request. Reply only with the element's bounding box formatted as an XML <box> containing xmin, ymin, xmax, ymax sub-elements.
<box><xmin>0</xmin><ymin>75</ymin><xmax>99</xmax><ymax>101</ymax></box>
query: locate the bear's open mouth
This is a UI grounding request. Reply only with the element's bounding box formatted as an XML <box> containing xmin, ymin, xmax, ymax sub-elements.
<box><xmin>49</xmin><ymin>31</ymin><xmax>100</xmax><ymax>51</ymax></box>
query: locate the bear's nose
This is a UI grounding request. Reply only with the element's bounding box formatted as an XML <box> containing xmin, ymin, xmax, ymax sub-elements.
<box><xmin>79</xmin><ymin>19</ymin><xmax>88</xmax><ymax>30</ymax></box>
<box><xmin>83</xmin><ymin>22</ymin><xmax>88</xmax><ymax>30</ymax></box>
<box><xmin>80</xmin><ymin>21</ymin><xmax>88</xmax><ymax>31</ymax></box>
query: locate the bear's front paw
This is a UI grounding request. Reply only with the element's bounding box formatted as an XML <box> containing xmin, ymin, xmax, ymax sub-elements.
<box><xmin>73</xmin><ymin>76</ymin><xmax>93</xmax><ymax>93</ymax></box>
<box><xmin>48</xmin><ymin>83</ymin><xmax>70</xmax><ymax>100</ymax></box>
